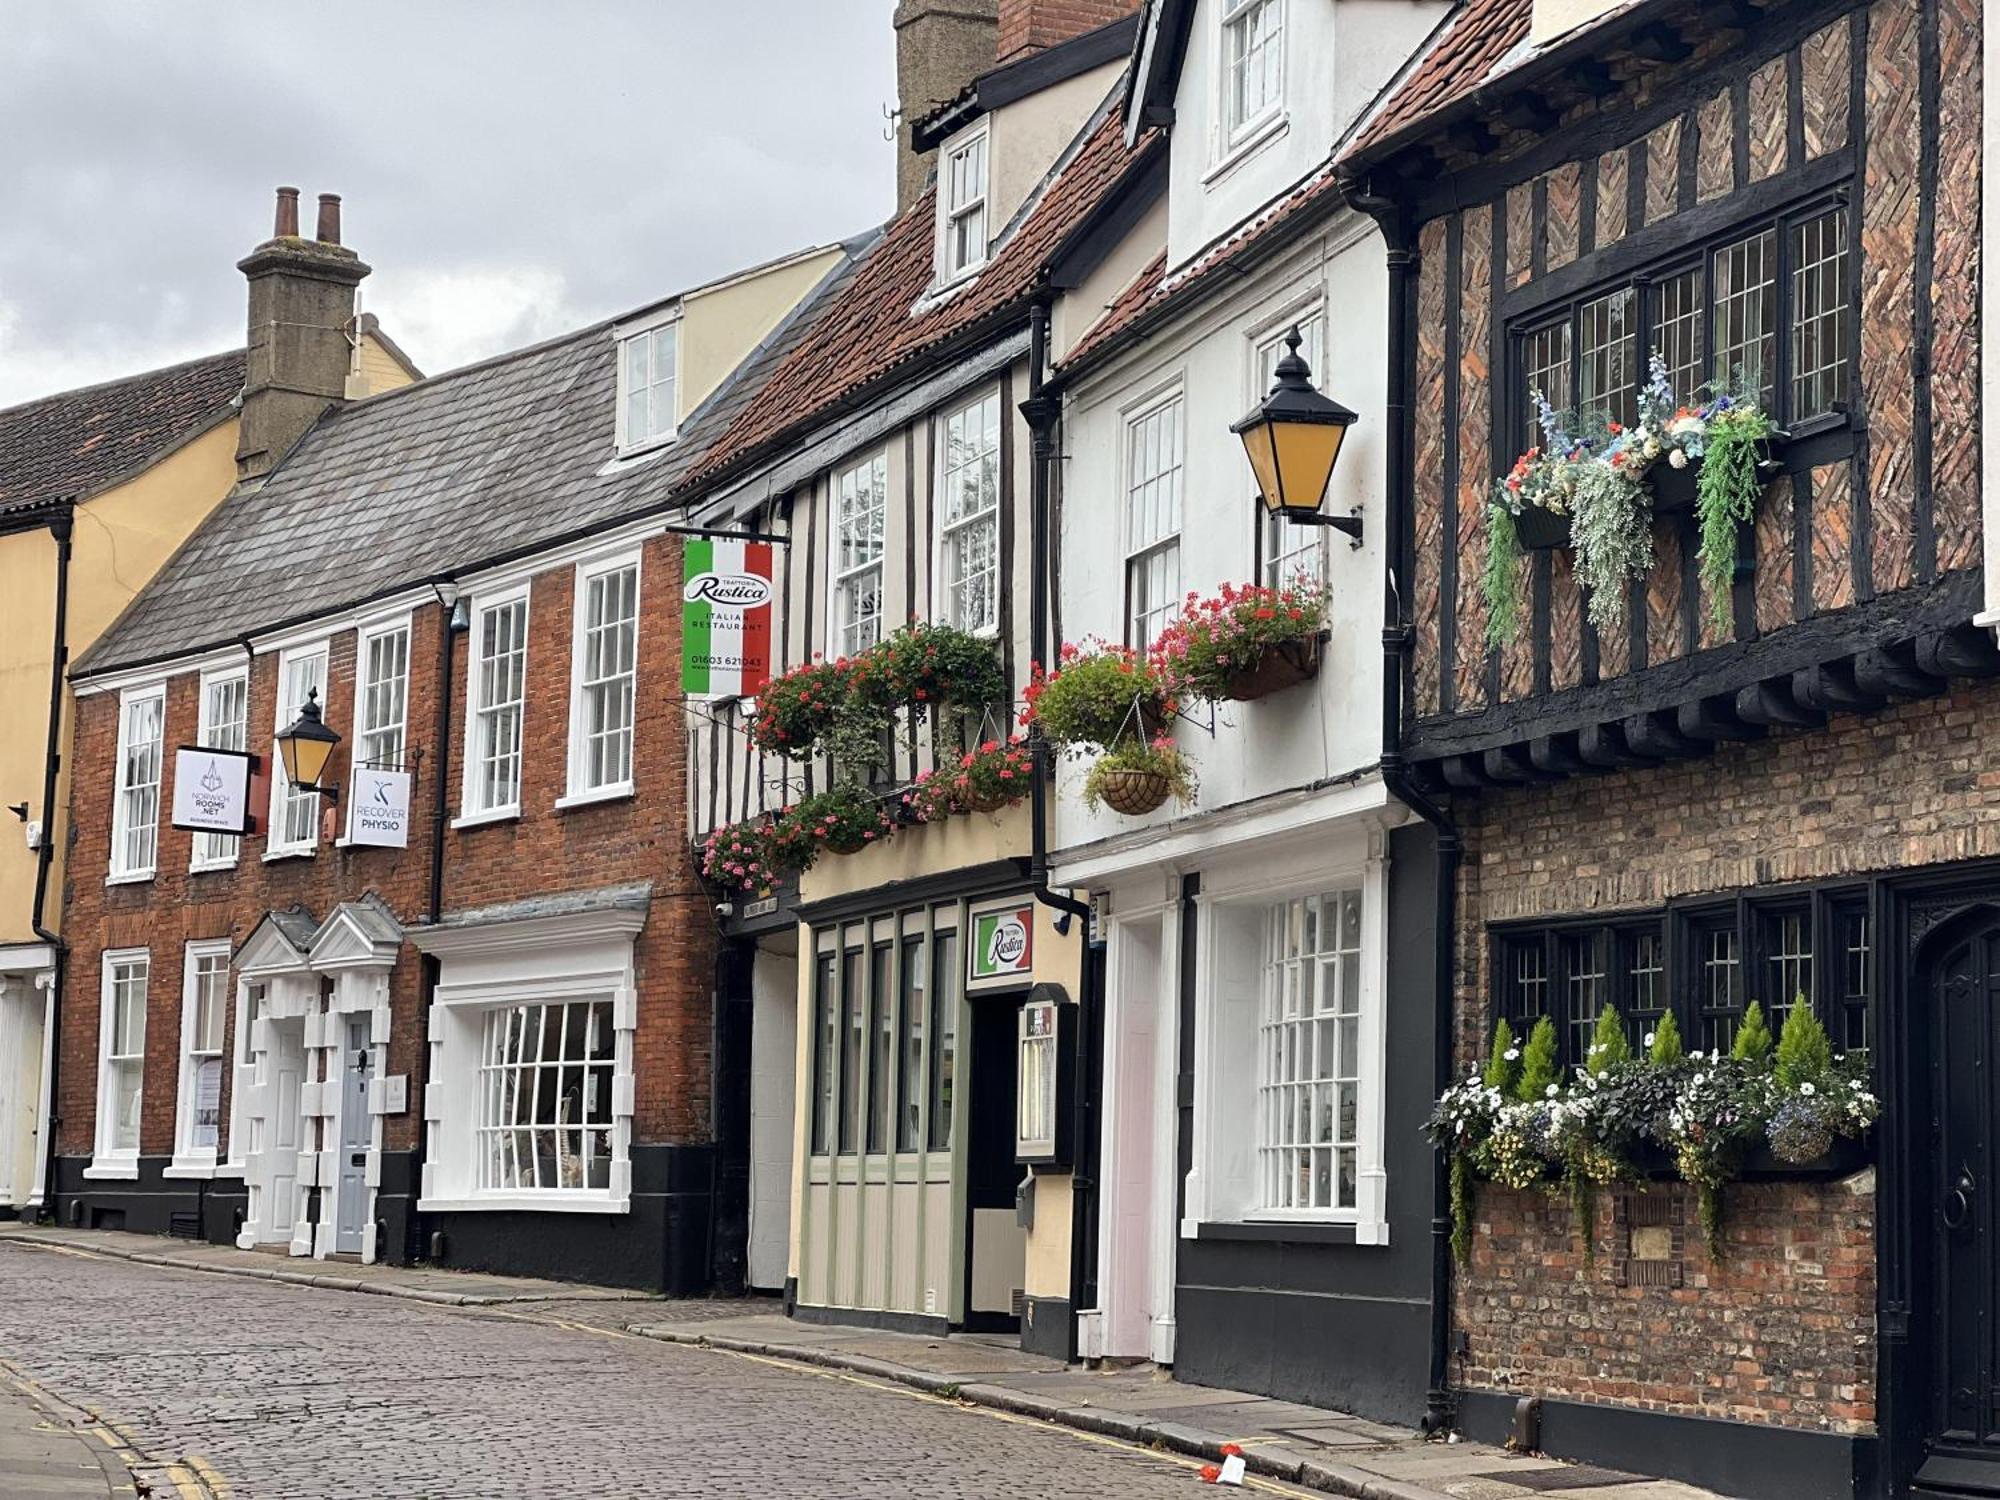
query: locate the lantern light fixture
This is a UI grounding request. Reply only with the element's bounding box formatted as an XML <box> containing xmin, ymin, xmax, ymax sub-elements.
<box><xmin>276</xmin><ymin>687</ymin><xmax>342</xmax><ymax>803</ymax></box>
<box><xmin>1232</xmin><ymin>324</ymin><xmax>1362</xmax><ymax>541</ymax></box>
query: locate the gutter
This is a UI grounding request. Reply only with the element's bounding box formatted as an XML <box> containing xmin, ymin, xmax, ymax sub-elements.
<box><xmin>1342</xmin><ymin>181</ymin><xmax>1464</xmax><ymax>1435</ymax></box>
<box><xmin>31</xmin><ymin>506</ymin><xmax>75</xmax><ymax>1219</ymax></box>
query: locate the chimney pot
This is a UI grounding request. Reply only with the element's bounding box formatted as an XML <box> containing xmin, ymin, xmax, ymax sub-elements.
<box><xmin>274</xmin><ymin>186</ymin><xmax>300</xmax><ymax>239</ymax></box>
<box><xmin>316</xmin><ymin>193</ymin><xmax>342</xmax><ymax>246</ymax></box>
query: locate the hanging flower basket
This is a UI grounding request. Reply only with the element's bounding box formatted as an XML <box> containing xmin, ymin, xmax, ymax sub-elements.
<box><xmin>1094</xmin><ymin>768</ymin><xmax>1173</xmax><ymax>816</ymax></box>
<box><xmin>1512</xmin><ymin>502</ymin><xmax>1571</xmax><ymax>551</ymax></box>
<box><xmin>1219</xmin><ymin>632</ymin><xmax>1324</xmax><ymax>701</ymax></box>
<box><xmin>823</xmin><ymin>829</ymin><xmax>872</xmax><ymax>855</ymax></box>
<box><xmin>965</xmin><ymin>785</ymin><xmax>1011</xmax><ymax>813</ymax></box>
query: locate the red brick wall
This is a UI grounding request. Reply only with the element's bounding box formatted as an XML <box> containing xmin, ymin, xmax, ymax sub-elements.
<box><xmin>1449</xmin><ymin>673</ymin><xmax>2000</xmax><ymax>1430</ymax></box>
<box><xmin>996</xmin><ymin>0</ymin><xmax>1136</xmax><ymax>62</ymax></box>
<box><xmin>60</xmin><ymin>530</ymin><xmax>715</xmax><ymax>1160</ymax></box>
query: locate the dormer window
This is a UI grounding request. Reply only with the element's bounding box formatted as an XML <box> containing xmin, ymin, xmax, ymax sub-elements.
<box><xmin>616</xmin><ymin>311</ymin><xmax>679</xmax><ymax>455</ymax></box>
<box><xmin>1222</xmin><ymin>0</ymin><xmax>1285</xmax><ymax>144</ymax></box>
<box><xmin>938</xmin><ymin>123</ymin><xmax>990</xmax><ymax>281</ymax></box>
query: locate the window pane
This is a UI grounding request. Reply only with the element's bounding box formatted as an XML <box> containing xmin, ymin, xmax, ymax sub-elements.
<box><xmin>834</xmin><ymin>456</ymin><xmax>887</xmax><ymax>655</ymax></box>
<box><xmin>1520</xmin><ymin>322</ymin><xmax>1571</xmax><ymax>448</ymax></box>
<box><xmin>476</xmin><ymin>999</ymin><xmax>616</xmax><ymax>1192</ymax></box>
<box><xmin>840</xmin><ymin>948</ymin><xmax>864</xmax><ymax>1155</ymax></box>
<box><xmin>474</xmin><ymin>601</ymin><xmax>527</xmax><ymax>811</ymax></box>
<box><xmin>1654</xmin><ymin>267</ymin><xmax>1705</xmax><ymax>402</ymax></box>
<box><xmin>1561</xmin><ymin>931</ymin><xmax>1608</xmax><ymax>1068</ymax></box>
<box><xmin>1712</xmin><ymin>229</ymin><xmax>1777</xmax><ymax>404</ymax></box>
<box><xmin>359</xmin><ymin>628</ymin><xmax>410</xmax><ymax>768</ymax></box>
<box><xmin>811</xmin><ymin>953</ymin><xmax>837</xmax><ymax>1155</ymax></box>
<box><xmin>116</xmin><ymin>693</ymin><xmax>164</xmax><ymax>874</ymax></box>
<box><xmin>897</xmin><ymin>937</ymin><xmax>926</xmax><ymax>1153</ymax></box>
<box><xmin>1224</xmin><ymin>0</ymin><xmax>1284</xmax><ymax>136</ymax></box>
<box><xmin>866</xmin><ymin>945</ymin><xmax>892</xmax><ymax>1154</ymax></box>
<box><xmin>1699</xmin><ymin>924</ymin><xmax>1743</xmax><ymax>1051</ymax></box>
<box><xmin>275</xmin><ymin>653</ymin><xmax>327</xmax><ymax>847</ymax></box>
<box><xmin>1837</xmin><ymin>905</ymin><xmax>1871</xmax><ymax>1057</ymax></box>
<box><xmin>1791</xmin><ymin>208</ymin><xmax>1849</xmax><ymax>419</ymax></box>
<box><xmin>939</xmin><ymin>393</ymin><xmax>1002</xmax><ymax>631</ymax></box>
<box><xmin>1624</xmin><ymin>928</ymin><xmax>1667</xmax><ymax>1047</ymax></box>
<box><xmin>1766</xmin><ymin>910</ymin><xmax>1813</xmax><ymax>1028</ymax></box>
<box><xmin>928</xmin><ymin>930</ymin><xmax>959</xmax><ymax>1151</ymax></box>
<box><xmin>579</xmin><ymin>565</ymin><xmax>639</xmax><ymax>791</ymax></box>
<box><xmin>1259</xmin><ymin>889</ymin><xmax>1363</xmax><ymax>1212</ymax></box>
<box><xmin>1578</xmin><ymin>288</ymin><xmax>1636</xmax><ymax>430</ymax></box>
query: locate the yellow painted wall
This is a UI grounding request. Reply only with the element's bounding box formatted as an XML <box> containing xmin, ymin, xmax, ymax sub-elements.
<box><xmin>0</xmin><ymin>334</ymin><xmax>417</xmax><ymax>951</ymax></box>
<box><xmin>678</xmin><ymin>247</ymin><xmax>846</xmax><ymax>420</ymax></box>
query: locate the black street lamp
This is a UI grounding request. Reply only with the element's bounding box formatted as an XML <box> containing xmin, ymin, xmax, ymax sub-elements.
<box><xmin>1233</xmin><ymin>325</ymin><xmax>1362</xmax><ymax>541</ymax></box>
<box><xmin>276</xmin><ymin>687</ymin><xmax>342</xmax><ymax>803</ymax></box>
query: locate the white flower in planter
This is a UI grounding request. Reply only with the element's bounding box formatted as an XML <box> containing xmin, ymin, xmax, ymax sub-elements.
<box><xmin>1668</xmin><ymin>448</ymin><xmax>1690</xmax><ymax>469</ymax></box>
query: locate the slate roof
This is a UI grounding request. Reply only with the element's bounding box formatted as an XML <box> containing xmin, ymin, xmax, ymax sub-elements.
<box><xmin>417</xmin><ymin>880</ymin><xmax>653</xmax><ymax>932</ymax></box>
<box><xmin>0</xmin><ymin>348</ymin><xmax>245</xmax><ymax>518</ymax></box>
<box><xmin>77</xmin><ymin>249</ymin><xmax>866</xmax><ymax>678</ymax></box>
<box><xmin>685</xmin><ymin>97</ymin><xmax>1160</xmax><ymax>493</ymax></box>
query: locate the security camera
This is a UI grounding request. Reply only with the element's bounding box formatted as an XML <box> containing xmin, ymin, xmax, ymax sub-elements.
<box><xmin>714</xmin><ymin>900</ymin><xmax>736</xmax><ymax>919</ymax></box>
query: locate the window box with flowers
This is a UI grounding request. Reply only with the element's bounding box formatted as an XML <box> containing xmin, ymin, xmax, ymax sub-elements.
<box><xmin>1485</xmin><ymin>358</ymin><xmax>1780</xmax><ymax>648</ymax></box>
<box><xmin>1150</xmin><ymin>580</ymin><xmax>1329</xmax><ymax>703</ymax></box>
<box><xmin>900</xmin><ymin>736</ymin><xmax>1037</xmax><ymax>823</ymax></box>
<box><xmin>1428</xmin><ymin>999</ymin><xmax>1877</xmax><ymax>1265</ymax></box>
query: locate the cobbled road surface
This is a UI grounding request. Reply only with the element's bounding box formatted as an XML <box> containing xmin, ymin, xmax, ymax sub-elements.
<box><xmin>0</xmin><ymin>1242</ymin><xmax>1262</xmax><ymax>1499</ymax></box>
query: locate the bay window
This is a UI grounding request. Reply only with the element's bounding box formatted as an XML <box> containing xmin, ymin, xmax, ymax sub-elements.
<box><xmin>1511</xmin><ymin>199</ymin><xmax>1852</xmax><ymax>445</ymax></box>
<box><xmin>269</xmin><ymin>645</ymin><xmax>328</xmax><ymax>857</ymax></box>
<box><xmin>109</xmin><ymin>686</ymin><xmax>164</xmax><ymax>881</ymax></box>
<box><xmin>92</xmin><ymin>950</ymin><xmax>148</xmax><ymax>1173</ymax></box>
<box><xmin>567</xmin><ymin>557</ymin><xmax>640</xmax><ymax>800</ymax></box>
<box><xmin>1125</xmin><ymin>393</ymin><xmax>1184</xmax><ymax>649</ymax></box>
<box><xmin>476</xmin><ymin>1000</ymin><xmax>616</xmax><ymax>1193</ymax></box>
<box><xmin>192</xmin><ymin>669</ymin><xmax>248</xmax><ymax>869</ymax></box>
<box><xmin>832</xmin><ymin>453</ymin><xmax>887</xmax><ymax>657</ymax></box>
<box><xmin>463</xmin><ymin>592</ymin><xmax>528</xmax><ymax>819</ymax></box>
<box><xmin>937</xmin><ymin>392</ymin><xmax>1001</xmax><ymax>633</ymax></box>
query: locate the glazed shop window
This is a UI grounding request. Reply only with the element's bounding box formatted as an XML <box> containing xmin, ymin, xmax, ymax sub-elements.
<box><xmin>1489</xmin><ymin>886</ymin><xmax>1874</xmax><ymax>1064</ymax></box>
<box><xmin>1259</xmin><ymin>888</ymin><xmax>1364</xmax><ymax>1213</ymax></box>
<box><xmin>1511</xmin><ymin>200</ymin><xmax>1851</xmax><ymax>444</ymax></box>
<box><xmin>809</xmin><ymin>915</ymin><xmax>959</xmax><ymax>1159</ymax></box>
<box><xmin>476</xmin><ymin>1000</ymin><xmax>615</xmax><ymax>1193</ymax></box>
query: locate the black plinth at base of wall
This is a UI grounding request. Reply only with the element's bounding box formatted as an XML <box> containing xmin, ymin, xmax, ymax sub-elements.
<box><xmin>52</xmin><ymin>1156</ymin><xmax>249</xmax><ymax>1246</ymax></box>
<box><xmin>1019</xmin><ymin>1295</ymin><xmax>1072</xmax><ymax>1361</ymax></box>
<box><xmin>1455</xmin><ymin>1389</ymin><xmax>1880</xmax><ymax>1500</ymax></box>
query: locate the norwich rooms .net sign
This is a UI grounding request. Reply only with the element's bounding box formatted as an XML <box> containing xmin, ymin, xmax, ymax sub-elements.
<box><xmin>682</xmin><ymin>537</ymin><xmax>775</xmax><ymax>700</ymax></box>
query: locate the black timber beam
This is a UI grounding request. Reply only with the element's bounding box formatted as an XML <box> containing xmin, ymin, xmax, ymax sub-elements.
<box><xmin>1676</xmin><ymin>696</ymin><xmax>1766</xmax><ymax>744</ymax></box>
<box><xmin>1916</xmin><ymin>624</ymin><xmax>2000</xmax><ymax>678</ymax></box>
<box><xmin>1734</xmin><ymin>679</ymin><xmax>1827</xmax><ymax>729</ymax></box>
<box><xmin>1853</xmin><ymin>643</ymin><xmax>1947</xmax><ymax>700</ymax></box>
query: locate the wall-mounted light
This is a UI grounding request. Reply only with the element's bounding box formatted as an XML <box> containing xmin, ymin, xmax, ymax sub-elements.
<box><xmin>1233</xmin><ymin>325</ymin><xmax>1362</xmax><ymax>543</ymax></box>
<box><xmin>276</xmin><ymin>687</ymin><xmax>342</xmax><ymax>803</ymax></box>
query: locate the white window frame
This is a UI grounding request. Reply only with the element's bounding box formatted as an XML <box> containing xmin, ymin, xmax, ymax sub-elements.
<box><xmin>1220</xmin><ymin>0</ymin><xmax>1287</xmax><ymax>149</ymax></box>
<box><xmin>1255</xmin><ymin>888</ymin><xmax>1365</xmax><ymax>1215</ymax></box>
<box><xmin>345</xmin><ymin>613</ymin><xmax>412</xmax><ymax>842</ymax></box>
<box><xmin>458</xmin><ymin>586</ymin><xmax>532</xmax><ymax>826</ymax></box>
<box><xmin>614</xmin><ymin>308</ymin><xmax>680</xmax><ymax>456</ymax></box>
<box><xmin>167</xmin><ymin>939</ymin><xmax>231</xmax><ymax>1176</ymax></box>
<box><xmin>473</xmin><ymin>998</ymin><xmax>621</xmax><ymax>1195</ymax></box>
<box><xmin>224</xmin><ymin>975</ymin><xmax>264</xmax><ymax>1173</ymax></box>
<box><xmin>934</xmin><ymin>389</ymin><xmax>1003</xmax><ymax>636</ymax></box>
<box><xmin>562</xmin><ymin>551</ymin><xmax>642</xmax><ymax>806</ymax></box>
<box><xmin>1123</xmin><ymin>387</ymin><xmax>1186</xmax><ymax>650</ymax></box>
<box><xmin>1182</xmin><ymin>834</ymin><xmax>1391</xmax><ymax>1241</ymax></box>
<box><xmin>86</xmin><ymin>948</ymin><xmax>149</xmax><ymax>1179</ymax></box>
<box><xmin>108</xmin><ymin>683</ymin><xmax>165</xmax><ymax>884</ymax></box>
<box><xmin>1252</xmin><ymin>311</ymin><xmax>1330</xmax><ymax>591</ymax></box>
<box><xmin>190</xmin><ymin>666</ymin><xmax>250</xmax><ymax>872</ymax></box>
<box><xmin>830</xmin><ymin>452</ymin><xmax>889</xmax><ymax>658</ymax></box>
<box><xmin>937</xmin><ymin>120</ymin><xmax>991</xmax><ymax>282</ymax></box>
<box><xmin>266</xmin><ymin>642</ymin><xmax>330</xmax><ymax>860</ymax></box>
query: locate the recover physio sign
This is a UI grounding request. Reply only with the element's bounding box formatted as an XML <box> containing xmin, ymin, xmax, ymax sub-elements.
<box><xmin>348</xmin><ymin>767</ymin><xmax>412</xmax><ymax>849</ymax></box>
<box><xmin>682</xmin><ymin>537</ymin><xmax>775</xmax><ymax>700</ymax></box>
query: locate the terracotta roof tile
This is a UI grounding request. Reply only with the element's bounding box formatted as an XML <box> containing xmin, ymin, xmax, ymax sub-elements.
<box><xmin>1059</xmin><ymin>162</ymin><xmax>1341</xmax><ymax>372</ymax></box>
<box><xmin>0</xmin><ymin>348</ymin><xmax>244</xmax><ymax>515</ymax></box>
<box><xmin>1345</xmin><ymin>0</ymin><xmax>1533</xmax><ymax>159</ymax></box>
<box><xmin>687</xmin><ymin>104</ymin><xmax>1156</xmax><ymax>488</ymax></box>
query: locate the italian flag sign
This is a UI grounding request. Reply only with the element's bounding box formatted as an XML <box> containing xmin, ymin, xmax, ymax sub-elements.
<box><xmin>682</xmin><ymin>537</ymin><xmax>776</xmax><ymax>699</ymax></box>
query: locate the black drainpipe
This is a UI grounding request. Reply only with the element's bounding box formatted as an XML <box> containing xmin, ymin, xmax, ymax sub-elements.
<box><xmin>1019</xmin><ymin>292</ymin><xmax>1097</xmax><ymax>1354</ymax></box>
<box><xmin>1345</xmin><ymin>183</ymin><xmax>1464</xmax><ymax>1434</ymax></box>
<box><xmin>408</xmin><ymin>587</ymin><xmax>464</xmax><ymax>1264</ymax></box>
<box><xmin>31</xmin><ymin>507</ymin><xmax>74</xmax><ymax>1220</ymax></box>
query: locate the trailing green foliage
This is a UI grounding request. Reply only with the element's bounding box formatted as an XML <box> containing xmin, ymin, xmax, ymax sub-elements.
<box><xmin>1483</xmin><ymin>503</ymin><xmax>1525</xmax><ymax>648</ymax></box>
<box><xmin>1695</xmin><ymin>404</ymin><xmax>1774</xmax><ymax>630</ymax></box>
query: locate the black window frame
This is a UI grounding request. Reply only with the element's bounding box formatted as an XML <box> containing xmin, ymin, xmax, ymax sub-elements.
<box><xmin>1505</xmin><ymin>188</ymin><xmax>1856</xmax><ymax>461</ymax></box>
<box><xmin>1487</xmin><ymin>880</ymin><xmax>1874</xmax><ymax>1068</ymax></box>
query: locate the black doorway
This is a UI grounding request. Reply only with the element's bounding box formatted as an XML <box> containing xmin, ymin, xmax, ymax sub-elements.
<box><xmin>1911</xmin><ymin>904</ymin><xmax>2000</xmax><ymax>1497</ymax></box>
<box><xmin>962</xmin><ymin>994</ymin><xmax>1023</xmax><ymax>1334</ymax></box>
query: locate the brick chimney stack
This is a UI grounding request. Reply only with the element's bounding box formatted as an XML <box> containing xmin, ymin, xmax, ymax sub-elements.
<box><xmin>235</xmin><ymin>186</ymin><xmax>371</xmax><ymax>481</ymax></box>
<box><xmin>893</xmin><ymin>0</ymin><xmax>999</xmax><ymax>214</ymax></box>
<box><xmin>996</xmin><ymin>0</ymin><xmax>1140</xmax><ymax>63</ymax></box>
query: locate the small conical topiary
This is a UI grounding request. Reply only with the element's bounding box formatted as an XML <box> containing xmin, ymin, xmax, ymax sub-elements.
<box><xmin>1649</xmin><ymin>1011</ymin><xmax>1684</xmax><ymax>1065</ymax></box>
<box><xmin>1732</xmin><ymin>1001</ymin><xmax>1774</xmax><ymax>1064</ymax></box>
<box><xmin>1483</xmin><ymin>1018</ymin><xmax>1519</xmax><ymax>1094</ymax></box>
<box><xmin>1587</xmin><ymin>1006</ymin><xmax>1632</xmax><ymax>1077</ymax></box>
<box><xmin>1775</xmin><ymin>1000</ymin><xmax>1833</xmax><ymax>1089</ymax></box>
<box><xmin>1516</xmin><ymin>1016</ymin><xmax>1560</xmax><ymax>1103</ymax></box>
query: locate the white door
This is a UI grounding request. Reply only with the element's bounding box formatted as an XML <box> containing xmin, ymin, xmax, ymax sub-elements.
<box><xmin>264</xmin><ymin>1019</ymin><xmax>306</xmax><ymax>1242</ymax></box>
<box><xmin>1102</xmin><ymin>915</ymin><xmax>1165</xmax><ymax>1359</ymax></box>
<box><xmin>334</xmin><ymin>1018</ymin><xmax>372</xmax><ymax>1255</ymax></box>
<box><xmin>747</xmin><ymin>951</ymin><xmax>798</xmax><ymax>1292</ymax></box>
<box><xmin>0</xmin><ymin>977</ymin><xmax>32</xmax><ymax>1205</ymax></box>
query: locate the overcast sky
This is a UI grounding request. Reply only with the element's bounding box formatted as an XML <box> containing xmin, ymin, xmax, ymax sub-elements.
<box><xmin>0</xmin><ymin>2</ymin><xmax>899</xmax><ymax>406</ymax></box>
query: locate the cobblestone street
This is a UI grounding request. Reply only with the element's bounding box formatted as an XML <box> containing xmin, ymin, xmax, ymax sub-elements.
<box><xmin>0</xmin><ymin>1242</ymin><xmax>1302</xmax><ymax>1499</ymax></box>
